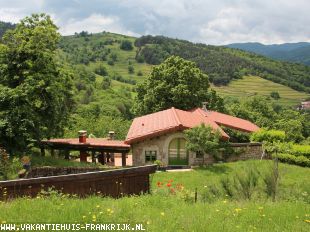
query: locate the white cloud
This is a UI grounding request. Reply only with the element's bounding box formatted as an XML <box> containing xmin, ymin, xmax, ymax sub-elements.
<box><xmin>0</xmin><ymin>0</ymin><xmax>309</xmax><ymax>44</ymax></box>
<box><xmin>0</xmin><ymin>8</ymin><xmax>26</xmax><ymax>23</ymax></box>
<box><xmin>58</xmin><ymin>13</ymin><xmax>139</xmax><ymax>36</ymax></box>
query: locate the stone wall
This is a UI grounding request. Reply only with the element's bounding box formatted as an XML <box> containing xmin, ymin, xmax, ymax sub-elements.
<box><xmin>132</xmin><ymin>131</ymin><xmax>264</xmax><ymax>166</ymax></box>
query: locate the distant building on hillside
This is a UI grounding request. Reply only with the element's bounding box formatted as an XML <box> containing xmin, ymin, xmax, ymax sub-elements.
<box><xmin>297</xmin><ymin>101</ymin><xmax>310</xmax><ymax>110</ymax></box>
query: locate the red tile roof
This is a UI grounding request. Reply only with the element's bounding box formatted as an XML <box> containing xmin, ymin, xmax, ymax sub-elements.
<box><xmin>42</xmin><ymin>138</ymin><xmax>130</xmax><ymax>148</ymax></box>
<box><xmin>191</xmin><ymin>108</ymin><xmax>260</xmax><ymax>133</ymax></box>
<box><xmin>125</xmin><ymin>107</ymin><xmax>259</xmax><ymax>144</ymax></box>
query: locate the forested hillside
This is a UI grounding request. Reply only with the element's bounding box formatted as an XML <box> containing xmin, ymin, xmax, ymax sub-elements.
<box><xmin>0</xmin><ymin>21</ymin><xmax>15</xmax><ymax>38</ymax></box>
<box><xmin>135</xmin><ymin>36</ymin><xmax>310</xmax><ymax>93</ymax></box>
<box><xmin>227</xmin><ymin>42</ymin><xmax>310</xmax><ymax>66</ymax></box>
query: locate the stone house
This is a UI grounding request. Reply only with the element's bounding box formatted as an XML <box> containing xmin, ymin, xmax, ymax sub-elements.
<box><xmin>125</xmin><ymin>107</ymin><xmax>262</xmax><ymax>166</ymax></box>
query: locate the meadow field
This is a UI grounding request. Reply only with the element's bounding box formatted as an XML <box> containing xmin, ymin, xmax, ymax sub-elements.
<box><xmin>1</xmin><ymin>160</ymin><xmax>309</xmax><ymax>231</ymax></box>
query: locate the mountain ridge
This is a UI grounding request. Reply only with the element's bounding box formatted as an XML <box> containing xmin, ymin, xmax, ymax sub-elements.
<box><xmin>226</xmin><ymin>42</ymin><xmax>310</xmax><ymax>66</ymax></box>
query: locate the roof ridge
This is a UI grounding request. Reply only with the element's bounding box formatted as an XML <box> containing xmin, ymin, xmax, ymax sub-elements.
<box><xmin>171</xmin><ymin>107</ymin><xmax>182</xmax><ymax>126</ymax></box>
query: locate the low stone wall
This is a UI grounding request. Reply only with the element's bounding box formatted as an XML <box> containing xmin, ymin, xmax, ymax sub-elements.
<box><xmin>25</xmin><ymin>167</ymin><xmax>104</xmax><ymax>178</ymax></box>
<box><xmin>192</xmin><ymin>142</ymin><xmax>265</xmax><ymax>165</ymax></box>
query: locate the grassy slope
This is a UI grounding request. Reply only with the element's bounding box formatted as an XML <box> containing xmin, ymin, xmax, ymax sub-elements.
<box><xmin>213</xmin><ymin>75</ymin><xmax>309</xmax><ymax>106</ymax></box>
<box><xmin>61</xmin><ymin>32</ymin><xmax>309</xmax><ymax>108</ymax></box>
<box><xmin>1</xmin><ymin>160</ymin><xmax>309</xmax><ymax>231</ymax></box>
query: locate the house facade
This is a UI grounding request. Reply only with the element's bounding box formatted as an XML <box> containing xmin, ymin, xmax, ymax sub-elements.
<box><xmin>125</xmin><ymin>107</ymin><xmax>262</xmax><ymax>166</ymax></box>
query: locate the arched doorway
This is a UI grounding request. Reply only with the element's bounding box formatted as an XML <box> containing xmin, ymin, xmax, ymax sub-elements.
<box><xmin>168</xmin><ymin>138</ymin><xmax>188</xmax><ymax>165</ymax></box>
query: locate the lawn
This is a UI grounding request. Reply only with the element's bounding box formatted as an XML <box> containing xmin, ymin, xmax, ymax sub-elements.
<box><xmin>0</xmin><ymin>160</ymin><xmax>309</xmax><ymax>231</ymax></box>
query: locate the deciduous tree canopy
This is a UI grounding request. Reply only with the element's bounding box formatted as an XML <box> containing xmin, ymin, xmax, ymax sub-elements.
<box><xmin>133</xmin><ymin>56</ymin><xmax>224</xmax><ymax>115</ymax></box>
<box><xmin>0</xmin><ymin>14</ymin><xmax>74</xmax><ymax>154</ymax></box>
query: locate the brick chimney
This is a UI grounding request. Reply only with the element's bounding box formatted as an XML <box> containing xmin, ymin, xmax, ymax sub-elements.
<box><xmin>78</xmin><ymin>130</ymin><xmax>87</xmax><ymax>143</ymax></box>
<box><xmin>202</xmin><ymin>102</ymin><xmax>209</xmax><ymax>111</ymax></box>
<box><xmin>108</xmin><ymin>131</ymin><xmax>115</xmax><ymax>140</ymax></box>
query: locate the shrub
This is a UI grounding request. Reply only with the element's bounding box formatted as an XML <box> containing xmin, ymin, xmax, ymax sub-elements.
<box><xmin>261</xmin><ymin>159</ymin><xmax>280</xmax><ymax>201</ymax></box>
<box><xmin>232</xmin><ymin>165</ymin><xmax>259</xmax><ymax>200</ymax></box>
<box><xmin>273</xmin><ymin>153</ymin><xmax>310</xmax><ymax>167</ymax></box>
<box><xmin>94</xmin><ymin>64</ymin><xmax>108</xmax><ymax>76</ymax></box>
<box><xmin>251</xmin><ymin>129</ymin><xmax>286</xmax><ymax>143</ymax></box>
<box><xmin>107</xmin><ymin>59</ymin><xmax>114</xmax><ymax>66</ymax></box>
<box><xmin>137</xmin><ymin>70</ymin><xmax>143</xmax><ymax>76</ymax></box>
<box><xmin>128</xmin><ymin>65</ymin><xmax>134</xmax><ymax>74</ymax></box>
<box><xmin>120</xmin><ymin>40</ymin><xmax>133</xmax><ymax>50</ymax></box>
<box><xmin>290</xmin><ymin>144</ymin><xmax>310</xmax><ymax>158</ymax></box>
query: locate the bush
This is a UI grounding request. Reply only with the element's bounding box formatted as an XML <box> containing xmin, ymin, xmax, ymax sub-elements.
<box><xmin>270</xmin><ymin>91</ymin><xmax>280</xmax><ymax>100</ymax></box>
<box><xmin>290</xmin><ymin>144</ymin><xmax>310</xmax><ymax>158</ymax></box>
<box><xmin>251</xmin><ymin>129</ymin><xmax>286</xmax><ymax>143</ymax></box>
<box><xmin>94</xmin><ymin>65</ymin><xmax>108</xmax><ymax>76</ymax></box>
<box><xmin>120</xmin><ymin>40</ymin><xmax>133</xmax><ymax>50</ymax></box>
<box><xmin>128</xmin><ymin>65</ymin><xmax>134</xmax><ymax>74</ymax></box>
<box><xmin>273</xmin><ymin>153</ymin><xmax>310</xmax><ymax>167</ymax></box>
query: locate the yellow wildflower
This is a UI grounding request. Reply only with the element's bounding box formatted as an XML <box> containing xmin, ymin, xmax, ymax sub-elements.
<box><xmin>82</xmin><ymin>216</ymin><xmax>86</xmax><ymax>219</ymax></box>
<box><xmin>96</xmin><ymin>205</ymin><xmax>100</xmax><ymax>208</ymax></box>
<box><xmin>216</xmin><ymin>209</ymin><xmax>220</xmax><ymax>212</ymax></box>
<box><xmin>160</xmin><ymin>212</ymin><xmax>165</xmax><ymax>216</ymax></box>
<box><xmin>304</xmin><ymin>219</ymin><xmax>310</xmax><ymax>223</ymax></box>
<box><xmin>222</xmin><ymin>200</ymin><xmax>227</xmax><ymax>204</ymax></box>
<box><xmin>146</xmin><ymin>221</ymin><xmax>151</xmax><ymax>225</ymax></box>
<box><xmin>235</xmin><ymin>208</ymin><xmax>242</xmax><ymax>212</ymax></box>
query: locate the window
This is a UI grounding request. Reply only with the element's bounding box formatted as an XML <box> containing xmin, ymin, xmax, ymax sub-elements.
<box><xmin>145</xmin><ymin>151</ymin><xmax>157</xmax><ymax>162</ymax></box>
<box><xmin>196</xmin><ymin>151</ymin><xmax>204</xmax><ymax>158</ymax></box>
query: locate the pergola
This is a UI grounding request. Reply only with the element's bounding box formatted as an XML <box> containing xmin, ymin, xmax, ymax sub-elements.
<box><xmin>40</xmin><ymin>138</ymin><xmax>131</xmax><ymax>167</ymax></box>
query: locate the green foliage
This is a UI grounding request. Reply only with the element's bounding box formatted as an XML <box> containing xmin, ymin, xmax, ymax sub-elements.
<box><xmin>135</xmin><ymin>35</ymin><xmax>310</xmax><ymax>93</ymax></box>
<box><xmin>232</xmin><ymin>165</ymin><xmax>260</xmax><ymax>200</ymax></box>
<box><xmin>0</xmin><ymin>21</ymin><xmax>15</xmax><ymax>38</ymax></box>
<box><xmin>290</xmin><ymin>144</ymin><xmax>310</xmax><ymax>158</ymax></box>
<box><xmin>133</xmin><ymin>56</ymin><xmax>224</xmax><ymax>115</ymax></box>
<box><xmin>0</xmin><ymin>14</ymin><xmax>74</xmax><ymax>154</ymax></box>
<box><xmin>100</xmin><ymin>77</ymin><xmax>111</xmax><ymax>90</ymax></box>
<box><xmin>128</xmin><ymin>65</ymin><xmax>134</xmax><ymax>74</ymax></box>
<box><xmin>94</xmin><ymin>64</ymin><xmax>108</xmax><ymax>76</ymax></box>
<box><xmin>260</xmin><ymin>159</ymin><xmax>280</xmax><ymax>201</ymax></box>
<box><xmin>120</xmin><ymin>40</ymin><xmax>133</xmax><ymax>50</ymax></box>
<box><xmin>270</xmin><ymin>91</ymin><xmax>280</xmax><ymax>99</ymax></box>
<box><xmin>227</xmin><ymin>96</ymin><xmax>278</xmax><ymax>128</ymax></box>
<box><xmin>184</xmin><ymin>124</ymin><xmax>222</xmax><ymax>159</ymax></box>
<box><xmin>273</xmin><ymin>153</ymin><xmax>310</xmax><ymax>167</ymax></box>
<box><xmin>251</xmin><ymin>129</ymin><xmax>286</xmax><ymax>143</ymax></box>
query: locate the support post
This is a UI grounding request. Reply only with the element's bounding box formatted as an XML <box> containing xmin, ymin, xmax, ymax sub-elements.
<box><xmin>80</xmin><ymin>150</ymin><xmax>87</xmax><ymax>162</ymax></box>
<box><xmin>40</xmin><ymin>147</ymin><xmax>45</xmax><ymax>157</ymax></box>
<box><xmin>98</xmin><ymin>151</ymin><xmax>105</xmax><ymax>165</ymax></box>
<box><xmin>64</xmin><ymin>149</ymin><xmax>70</xmax><ymax>160</ymax></box>
<box><xmin>121</xmin><ymin>152</ymin><xmax>126</xmax><ymax>167</ymax></box>
<box><xmin>91</xmin><ymin>151</ymin><xmax>96</xmax><ymax>163</ymax></box>
<box><xmin>51</xmin><ymin>149</ymin><xmax>55</xmax><ymax>157</ymax></box>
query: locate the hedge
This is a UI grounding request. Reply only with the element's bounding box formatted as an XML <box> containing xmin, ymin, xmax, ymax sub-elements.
<box><xmin>273</xmin><ymin>153</ymin><xmax>310</xmax><ymax>167</ymax></box>
<box><xmin>290</xmin><ymin>145</ymin><xmax>310</xmax><ymax>158</ymax></box>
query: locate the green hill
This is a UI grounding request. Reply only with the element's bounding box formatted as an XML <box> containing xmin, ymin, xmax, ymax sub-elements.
<box><xmin>227</xmin><ymin>42</ymin><xmax>310</xmax><ymax>66</ymax></box>
<box><xmin>58</xmin><ymin>32</ymin><xmax>309</xmax><ymax>111</ymax></box>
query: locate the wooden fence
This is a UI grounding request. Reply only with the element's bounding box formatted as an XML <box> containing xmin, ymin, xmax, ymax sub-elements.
<box><xmin>0</xmin><ymin>165</ymin><xmax>157</xmax><ymax>200</ymax></box>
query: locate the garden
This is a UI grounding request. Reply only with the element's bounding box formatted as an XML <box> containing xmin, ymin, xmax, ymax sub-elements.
<box><xmin>0</xmin><ymin>160</ymin><xmax>309</xmax><ymax>231</ymax></box>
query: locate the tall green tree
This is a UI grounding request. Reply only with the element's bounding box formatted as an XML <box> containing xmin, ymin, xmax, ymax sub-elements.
<box><xmin>132</xmin><ymin>56</ymin><xmax>224</xmax><ymax>115</ymax></box>
<box><xmin>0</xmin><ymin>14</ymin><xmax>74</xmax><ymax>154</ymax></box>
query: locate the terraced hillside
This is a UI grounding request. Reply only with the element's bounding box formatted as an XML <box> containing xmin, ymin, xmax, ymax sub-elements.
<box><xmin>213</xmin><ymin>76</ymin><xmax>309</xmax><ymax>106</ymax></box>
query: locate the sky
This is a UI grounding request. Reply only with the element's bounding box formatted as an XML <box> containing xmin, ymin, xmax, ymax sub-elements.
<box><xmin>0</xmin><ymin>0</ymin><xmax>309</xmax><ymax>45</ymax></box>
